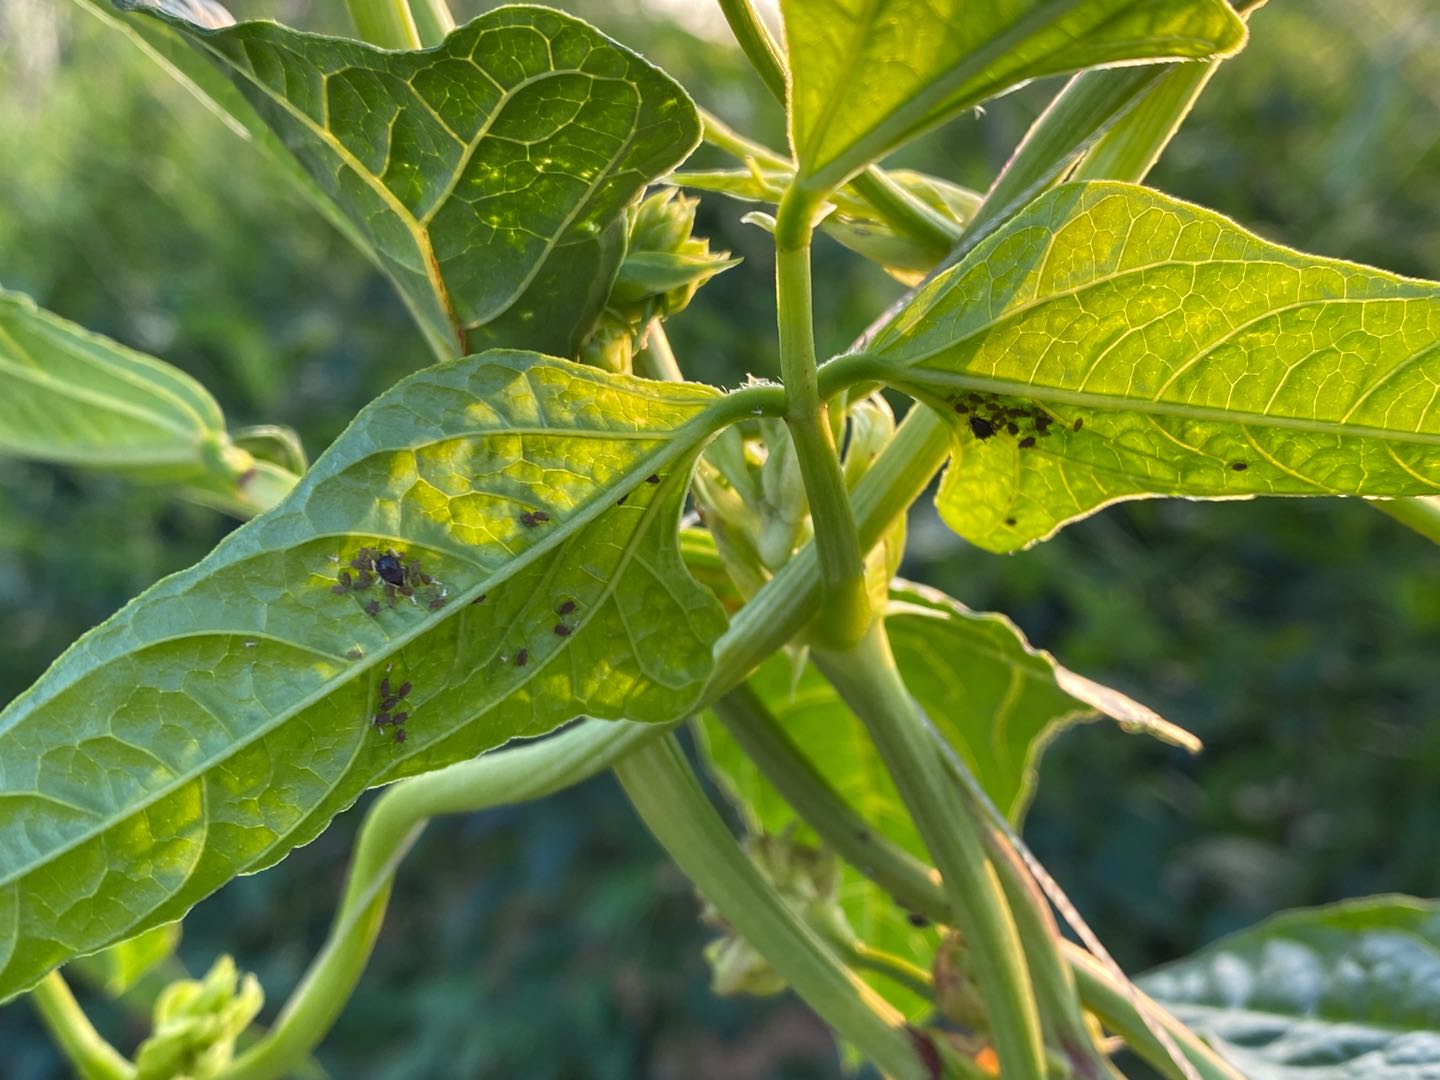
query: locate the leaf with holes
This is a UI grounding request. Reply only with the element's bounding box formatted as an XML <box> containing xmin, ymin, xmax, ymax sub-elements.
<box><xmin>858</xmin><ymin>182</ymin><xmax>1440</xmax><ymax>552</ymax></box>
<box><xmin>781</xmin><ymin>0</ymin><xmax>1246</xmax><ymax>191</ymax></box>
<box><xmin>0</xmin><ymin>289</ymin><xmax>294</xmax><ymax>515</ymax></box>
<box><xmin>700</xmin><ymin>580</ymin><xmax>1185</xmax><ymax>1018</ymax></box>
<box><xmin>1140</xmin><ymin>895</ymin><xmax>1440</xmax><ymax>1078</ymax></box>
<box><xmin>117</xmin><ymin>2</ymin><xmax>700</xmax><ymax>359</ymax></box>
<box><xmin>0</xmin><ymin>351</ymin><xmax>733</xmax><ymax>1001</ymax></box>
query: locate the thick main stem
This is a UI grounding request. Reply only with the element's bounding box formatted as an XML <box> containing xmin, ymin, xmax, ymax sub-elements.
<box><xmin>775</xmin><ymin>186</ymin><xmax>871</xmax><ymax>647</ymax></box>
<box><xmin>815</xmin><ymin>622</ymin><xmax>1047</xmax><ymax>1079</ymax></box>
<box><xmin>613</xmin><ymin>735</ymin><xmax>927</xmax><ymax>1080</ymax></box>
<box><xmin>344</xmin><ymin>0</ymin><xmax>421</xmax><ymax>50</ymax></box>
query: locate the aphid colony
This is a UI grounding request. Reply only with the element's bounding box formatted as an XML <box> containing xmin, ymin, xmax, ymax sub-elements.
<box><xmin>332</xmin><ymin>547</ymin><xmax>449</xmax><ymax>614</ymax></box>
<box><xmin>951</xmin><ymin>390</ymin><xmax>1077</xmax><ymax>445</ymax></box>
<box><xmin>371</xmin><ymin>674</ymin><xmax>412</xmax><ymax>744</ymax></box>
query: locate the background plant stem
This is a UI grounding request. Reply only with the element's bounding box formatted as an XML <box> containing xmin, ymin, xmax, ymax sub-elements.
<box><xmin>29</xmin><ymin>973</ymin><xmax>135</xmax><ymax>1080</ymax></box>
<box><xmin>344</xmin><ymin>0</ymin><xmax>420</xmax><ymax>50</ymax></box>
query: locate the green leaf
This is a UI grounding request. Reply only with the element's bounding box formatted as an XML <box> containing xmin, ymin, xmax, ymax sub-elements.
<box><xmin>119</xmin><ymin>2</ymin><xmax>701</xmax><ymax>359</ymax></box>
<box><xmin>860</xmin><ymin>182</ymin><xmax>1440</xmax><ymax>552</ymax></box>
<box><xmin>0</xmin><ymin>289</ymin><xmax>294</xmax><ymax>515</ymax></box>
<box><xmin>1140</xmin><ymin>895</ymin><xmax>1440</xmax><ymax>1078</ymax></box>
<box><xmin>700</xmin><ymin>580</ymin><xmax>1185</xmax><ymax>1016</ymax></box>
<box><xmin>0</xmin><ymin>350</ymin><xmax>731</xmax><ymax>1001</ymax></box>
<box><xmin>781</xmin><ymin>0</ymin><xmax>1246</xmax><ymax>191</ymax></box>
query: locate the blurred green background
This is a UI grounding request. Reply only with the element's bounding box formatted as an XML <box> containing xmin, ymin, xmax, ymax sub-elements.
<box><xmin>1</xmin><ymin>1</ymin><xmax>1438</xmax><ymax>1076</ymax></box>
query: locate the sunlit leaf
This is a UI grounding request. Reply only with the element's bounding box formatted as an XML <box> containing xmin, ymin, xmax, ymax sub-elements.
<box><xmin>0</xmin><ymin>289</ymin><xmax>293</xmax><ymax>514</ymax></box>
<box><xmin>1141</xmin><ymin>895</ymin><xmax>1440</xmax><ymax>1078</ymax></box>
<box><xmin>70</xmin><ymin>923</ymin><xmax>182</xmax><ymax>998</ymax></box>
<box><xmin>700</xmin><ymin>580</ymin><xmax>1183</xmax><ymax>1017</ymax></box>
<box><xmin>0</xmin><ymin>351</ymin><xmax>731</xmax><ymax>1001</ymax></box>
<box><xmin>118</xmin><ymin>2</ymin><xmax>701</xmax><ymax>359</ymax></box>
<box><xmin>781</xmin><ymin>0</ymin><xmax>1246</xmax><ymax>191</ymax></box>
<box><xmin>861</xmin><ymin>182</ymin><xmax>1440</xmax><ymax>551</ymax></box>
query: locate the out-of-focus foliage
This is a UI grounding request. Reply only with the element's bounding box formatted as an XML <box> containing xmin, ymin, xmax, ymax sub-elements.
<box><xmin>1</xmin><ymin>0</ymin><xmax>1437</xmax><ymax>1076</ymax></box>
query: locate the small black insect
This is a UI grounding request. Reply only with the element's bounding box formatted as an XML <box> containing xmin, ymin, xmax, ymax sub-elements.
<box><xmin>953</xmin><ymin>401</ymin><xmax>969</xmax><ymax>415</ymax></box>
<box><xmin>375</xmin><ymin>552</ymin><xmax>405</xmax><ymax>587</ymax></box>
<box><xmin>472</xmin><ymin>594</ymin><xmax>487</xmax><ymax>605</ymax></box>
<box><xmin>532</xmin><ymin>510</ymin><xmax>550</xmax><ymax>523</ymax></box>
<box><xmin>392</xmin><ymin>711</ymin><xmax>408</xmax><ymax>726</ymax></box>
<box><xmin>556</xmin><ymin>599</ymin><xmax>576</xmax><ymax>616</ymax></box>
<box><xmin>1034</xmin><ymin>412</ymin><xmax>1053</xmax><ymax>432</ymax></box>
<box><xmin>1231</xmin><ymin>461</ymin><xmax>1248</xmax><ymax>471</ymax></box>
<box><xmin>520</xmin><ymin>511</ymin><xmax>541</xmax><ymax>528</ymax></box>
<box><xmin>373</xmin><ymin>711</ymin><xmax>391</xmax><ymax>728</ymax></box>
<box><xmin>428</xmin><ymin>596</ymin><xmax>446</xmax><ymax>610</ymax></box>
<box><xmin>394</xmin><ymin>728</ymin><xmax>407</xmax><ymax>745</ymax></box>
<box><xmin>355</xmin><ymin>569</ymin><xmax>375</xmax><ymax>590</ymax></box>
<box><xmin>380</xmin><ymin>676</ymin><xmax>391</xmax><ymax>697</ymax></box>
<box><xmin>616</xmin><ymin>493</ymin><xmax>629</xmax><ymax>506</ymax></box>
<box><xmin>1018</xmin><ymin>436</ymin><xmax>1036</xmax><ymax>449</ymax></box>
<box><xmin>1072</xmin><ymin>417</ymin><xmax>1084</xmax><ymax>432</ymax></box>
<box><xmin>646</xmin><ymin>474</ymin><xmax>660</xmax><ymax>484</ymax></box>
<box><xmin>515</xmin><ymin>649</ymin><xmax>529</xmax><ymax>667</ymax></box>
<box><xmin>396</xmin><ymin>681</ymin><xmax>411</xmax><ymax>699</ymax></box>
<box><xmin>364</xmin><ymin>600</ymin><xmax>381</xmax><ymax>618</ymax></box>
<box><xmin>554</xmin><ymin>623</ymin><xmax>572</xmax><ymax>637</ymax></box>
<box><xmin>906</xmin><ymin>912</ymin><xmax>930</xmax><ymax>929</ymax></box>
<box><xmin>346</xmin><ymin>648</ymin><xmax>363</xmax><ymax>661</ymax></box>
<box><xmin>969</xmin><ymin>416</ymin><xmax>995</xmax><ymax>440</ymax></box>
<box><xmin>330</xmin><ymin>581</ymin><xmax>349</xmax><ymax>596</ymax></box>
<box><xmin>1004</xmin><ymin>516</ymin><xmax>1017</xmax><ymax>526</ymax></box>
<box><xmin>351</xmin><ymin>548</ymin><xmax>375</xmax><ymax>571</ymax></box>
<box><xmin>381</xmin><ymin>695</ymin><xmax>399</xmax><ymax>712</ymax></box>
<box><xmin>1006</xmin><ymin>421</ymin><xmax>1019</xmax><ymax>436</ymax></box>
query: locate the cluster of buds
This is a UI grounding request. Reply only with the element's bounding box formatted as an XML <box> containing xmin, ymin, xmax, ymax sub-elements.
<box><xmin>693</xmin><ymin>392</ymin><xmax>900</xmax><ymax>611</ymax></box>
<box><xmin>133</xmin><ymin>956</ymin><xmax>263</xmax><ymax>1080</ymax></box>
<box><xmin>578</xmin><ymin>189</ymin><xmax>738</xmax><ymax>374</ymax></box>
<box><xmin>701</xmin><ymin>832</ymin><xmax>854</xmax><ymax>997</ymax></box>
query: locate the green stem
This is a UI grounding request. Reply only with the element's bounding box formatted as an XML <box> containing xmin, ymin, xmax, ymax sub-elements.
<box><xmin>698</xmin><ymin>107</ymin><xmax>790</xmax><ymax>169</ymax></box>
<box><xmin>775</xmin><ymin>185</ymin><xmax>871</xmax><ymax>647</ymax></box>
<box><xmin>222</xmin><ymin>722</ymin><xmax>657</xmax><ymax>1080</ymax></box>
<box><xmin>406</xmin><ymin>0</ymin><xmax>454</xmax><ymax>47</ymax></box>
<box><xmin>716</xmin><ymin>0</ymin><xmax>788</xmax><ymax>104</ymax></box>
<box><xmin>636</xmin><ymin>319</ymin><xmax>685</xmax><ymax>382</ymax></box>
<box><xmin>345</xmin><ymin>0</ymin><xmax>421</xmax><ymax>49</ymax></box>
<box><xmin>710</xmin><ymin>685</ymin><xmax>1241</xmax><ymax>1079</ymax></box>
<box><xmin>613</xmin><ymin>735</ymin><xmax>927</xmax><ymax>1080</ymax></box>
<box><xmin>843</xmin><ymin>940</ymin><xmax>935</xmax><ymax>1002</ymax></box>
<box><xmin>814</xmin><ymin>623</ymin><xmax>1047</xmax><ymax>1080</ymax></box>
<box><xmin>30</xmin><ymin>972</ymin><xmax>135</xmax><ymax>1080</ymax></box>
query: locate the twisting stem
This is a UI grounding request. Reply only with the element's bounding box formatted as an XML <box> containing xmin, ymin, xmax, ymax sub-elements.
<box><xmin>30</xmin><ymin>972</ymin><xmax>135</xmax><ymax>1080</ymax></box>
<box><xmin>636</xmin><ymin>319</ymin><xmax>685</xmax><ymax>382</ymax></box>
<box><xmin>613</xmin><ymin>735</ymin><xmax>927</xmax><ymax>1080</ymax></box>
<box><xmin>716</xmin><ymin>0</ymin><xmax>788</xmax><ymax>103</ymax></box>
<box><xmin>222</xmin><ymin>722</ymin><xmax>658</xmax><ymax>1080</ymax></box>
<box><xmin>814</xmin><ymin>622</ymin><xmax>1047</xmax><ymax>1079</ymax></box>
<box><xmin>406</xmin><ymin>0</ymin><xmax>454</xmax><ymax>47</ymax></box>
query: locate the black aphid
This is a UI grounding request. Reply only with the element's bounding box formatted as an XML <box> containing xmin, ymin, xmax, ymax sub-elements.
<box><xmin>365</xmin><ymin>600</ymin><xmax>381</xmax><ymax>618</ymax></box>
<box><xmin>554</xmin><ymin>623</ymin><xmax>572</xmax><ymax>637</ymax></box>
<box><xmin>953</xmin><ymin>402</ymin><xmax>969</xmax><ymax>415</ymax></box>
<box><xmin>1019</xmin><ymin>436</ymin><xmax>1036</xmax><ymax>449</ymax></box>
<box><xmin>520</xmin><ymin>511</ymin><xmax>539</xmax><ymax>528</ymax></box>
<box><xmin>393</xmin><ymin>711</ymin><xmax>408</xmax><ymax>725</ymax></box>
<box><xmin>375</xmin><ymin>553</ymin><xmax>405</xmax><ymax>587</ymax></box>
<box><xmin>346</xmin><ymin>648</ymin><xmax>363</xmax><ymax>660</ymax></box>
<box><xmin>428</xmin><ymin>596</ymin><xmax>446</xmax><ymax>610</ymax></box>
<box><xmin>373</xmin><ymin>712</ymin><xmax>391</xmax><ymax>728</ymax></box>
<box><xmin>1231</xmin><ymin>461</ymin><xmax>1248</xmax><ymax>471</ymax></box>
<box><xmin>1006</xmin><ymin>422</ymin><xmax>1019</xmax><ymax>436</ymax></box>
<box><xmin>515</xmin><ymin>649</ymin><xmax>529</xmax><ymax>667</ymax></box>
<box><xmin>380</xmin><ymin>676</ymin><xmax>391</xmax><ymax>697</ymax></box>
<box><xmin>531</xmin><ymin>510</ymin><xmax>550</xmax><ymax>523</ymax></box>
<box><xmin>906</xmin><ymin>912</ymin><xmax>930</xmax><ymax>929</ymax></box>
<box><xmin>355</xmin><ymin>569</ymin><xmax>375</xmax><ymax>590</ymax></box>
<box><xmin>969</xmin><ymin>416</ymin><xmax>995</xmax><ymax>440</ymax></box>
<box><xmin>397</xmin><ymin>681</ymin><xmax>411</xmax><ymax>699</ymax></box>
<box><xmin>556</xmin><ymin>599</ymin><xmax>576</xmax><ymax>615</ymax></box>
<box><xmin>617</xmin><ymin>493</ymin><xmax>629</xmax><ymax>505</ymax></box>
<box><xmin>1073</xmin><ymin>417</ymin><xmax>1084</xmax><ymax>432</ymax></box>
<box><xmin>473</xmin><ymin>594</ymin><xmax>487</xmax><ymax>604</ymax></box>
<box><xmin>1004</xmin><ymin>516</ymin><xmax>1017</xmax><ymax>526</ymax></box>
<box><xmin>351</xmin><ymin>548</ymin><xmax>375</xmax><ymax>571</ymax></box>
<box><xmin>330</xmin><ymin>582</ymin><xmax>349</xmax><ymax>596</ymax></box>
<box><xmin>381</xmin><ymin>695</ymin><xmax>399</xmax><ymax>712</ymax></box>
<box><xmin>646</xmin><ymin>473</ymin><xmax>660</xmax><ymax>484</ymax></box>
<box><xmin>394</xmin><ymin>728</ymin><xmax>407</xmax><ymax>745</ymax></box>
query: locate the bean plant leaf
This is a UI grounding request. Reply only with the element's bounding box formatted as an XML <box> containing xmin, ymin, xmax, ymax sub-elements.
<box><xmin>117</xmin><ymin>1</ymin><xmax>701</xmax><ymax>359</ymax></box>
<box><xmin>1140</xmin><ymin>895</ymin><xmax>1440</xmax><ymax>1077</ymax></box>
<box><xmin>781</xmin><ymin>0</ymin><xmax>1247</xmax><ymax>191</ymax></box>
<box><xmin>69</xmin><ymin>923</ymin><xmax>182</xmax><ymax>999</ymax></box>
<box><xmin>0</xmin><ymin>289</ymin><xmax>294</xmax><ymax>515</ymax></box>
<box><xmin>0</xmin><ymin>350</ymin><xmax>731</xmax><ymax>1001</ymax></box>
<box><xmin>700</xmin><ymin>580</ymin><xmax>1185</xmax><ymax>1017</ymax></box>
<box><xmin>862</xmin><ymin>182</ymin><xmax>1440</xmax><ymax>552</ymax></box>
